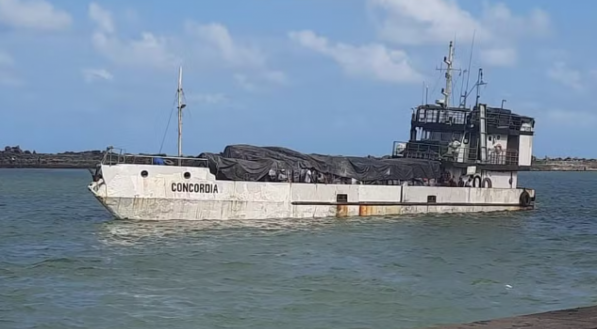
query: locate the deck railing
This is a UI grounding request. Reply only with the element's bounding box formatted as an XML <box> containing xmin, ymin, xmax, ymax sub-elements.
<box><xmin>101</xmin><ymin>147</ymin><xmax>208</xmax><ymax>167</ymax></box>
<box><xmin>469</xmin><ymin>108</ymin><xmax>534</xmax><ymax>131</ymax></box>
<box><xmin>413</xmin><ymin>107</ymin><xmax>467</xmax><ymax>125</ymax></box>
<box><xmin>412</xmin><ymin>105</ymin><xmax>534</xmax><ymax>132</ymax></box>
<box><xmin>393</xmin><ymin>141</ymin><xmax>519</xmax><ymax>166</ymax></box>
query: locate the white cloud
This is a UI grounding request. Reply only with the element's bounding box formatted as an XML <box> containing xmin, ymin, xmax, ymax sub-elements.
<box><xmin>367</xmin><ymin>0</ymin><xmax>550</xmax><ymax>67</ymax></box>
<box><xmin>480</xmin><ymin>47</ymin><xmax>517</xmax><ymax>67</ymax></box>
<box><xmin>232</xmin><ymin>72</ymin><xmax>287</xmax><ymax>92</ymax></box>
<box><xmin>82</xmin><ymin>68</ymin><xmax>114</xmax><ymax>83</ymax></box>
<box><xmin>89</xmin><ymin>2</ymin><xmax>114</xmax><ymax>34</ymax></box>
<box><xmin>88</xmin><ymin>3</ymin><xmax>179</xmax><ymax>70</ymax></box>
<box><xmin>262</xmin><ymin>70</ymin><xmax>288</xmax><ymax>85</ymax></box>
<box><xmin>368</xmin><ymin>0</ymin><xmax>490</xmax><ymax>46</ymax></box>
<box><xmin>185</xmin><ymin>22</ymin><xmax>266</xmax><ymax>69</ymax></box>
<box><xmin>481</xmin><ymin>3</ymin><xmax>551</xmax><ymax>41</ymax></box>
<box><xmin>234</xmin><ymin>74</ymin><xmax>257</xmax><ymax>92</ymax></box>
<box><xmin>185</xmin><ymin>21</ymin><xmax>287</xmax><ymax>88</ymax></box>
<box><xmin>91</xmin><ymin>31</ymin><xmax>179</xmax><ymax>70</ymax></box>
<box><xmin>546</xmin><ymin>61</ymin><xmax>583</xmax><ymax>91</ymax></box>
<box><xmin>186</xmin><ymin>93</ymin><xmax>229</xmax><ymax>105</ymax></box>
<box><xmin>288</xmin><ymin>30</ymin><xmax>423</xmax><ymax>84</ymax></box>
<box><xmin>87</xmin><ymin>5</ymin><xmax>285</xmax><ymax>88</ymax></box>
<box><xmin>0</xmin><ymin>0</ymin><xmax>72</xmax><ymax>31</ymax></box>
<box><xmin>368</xmin><ymin>0</ymin><xmax>550</xmax><ymax>45</ymax></box>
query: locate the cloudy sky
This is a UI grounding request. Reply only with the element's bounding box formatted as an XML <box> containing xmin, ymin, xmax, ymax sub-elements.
<box><xmin>0</xmin><ymin>0</ymin><xmax>593</xmax><ymax>157</ymax></box>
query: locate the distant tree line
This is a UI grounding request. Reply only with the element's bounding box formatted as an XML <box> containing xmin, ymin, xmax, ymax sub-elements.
<box><xmin>532</xmin><ymin>155</ymin><xmax>597</xmax><ymax>162</ymax></box>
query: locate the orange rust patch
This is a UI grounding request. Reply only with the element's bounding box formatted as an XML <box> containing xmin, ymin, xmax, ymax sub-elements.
<box><xmin>336</xmin><ymin>204</ymin><xmax>348</xmax><ymax>218</ymax></box>
<box><xmin>359</xmin><ymin>205</ymin><xmax>372</xmax><ymax>217</ymax></box>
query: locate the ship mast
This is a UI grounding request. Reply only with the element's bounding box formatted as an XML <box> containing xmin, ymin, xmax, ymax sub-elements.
<box><xmin>443</xmin><ymin>41</ymin><xmax>454</xmax><ymax>107</ymax></box>
<box><xmin>436</xmin><ymin>41</ymin><xmax>458</xmax><ymax>108</ymax></box>
<box><xmin>177</xmin><ymin>66</ymin><xmax>186</xmax><ymax>165</ymax></box>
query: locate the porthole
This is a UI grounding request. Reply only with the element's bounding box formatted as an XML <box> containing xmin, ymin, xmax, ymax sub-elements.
<box><xmin>184</xmin><ymin>172</ymin><xmax>191</xmax><ymax>179</ymax></box>
<box><xmin>141</xmin><ymin>170</ymin><xmax>148</xmax><ymax>178</ymax></box>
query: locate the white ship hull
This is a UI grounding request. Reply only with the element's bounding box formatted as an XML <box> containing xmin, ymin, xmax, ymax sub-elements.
<box><xmin>88</xmin><ymin>163</ymin><xmax>535</xmax><ymax>221</ymax></box>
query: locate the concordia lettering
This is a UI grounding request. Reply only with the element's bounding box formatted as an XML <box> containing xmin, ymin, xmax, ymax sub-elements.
<box><xmin>171</xmin><ymin>182</ymin><xmax>219</xmax><ymax>193</ymax></box>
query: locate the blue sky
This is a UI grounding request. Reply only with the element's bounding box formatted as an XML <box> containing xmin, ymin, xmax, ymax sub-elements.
<box><xmin>0</xmin><ymin>0</ymin><xmax>594</xmax><ymax>157</ymax></box>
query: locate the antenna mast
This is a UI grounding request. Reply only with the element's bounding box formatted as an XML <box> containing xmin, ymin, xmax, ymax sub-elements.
<box><xmin>177</xmin><ymin>66</ymin><xmax>186</xmax><ymax>163</ymax></box>
<box><xmin>475</xmin><ymin>68</ymin><xmax>486</xmax><ymax>107</ymax></box>
<box><xmin>460</xmin><ymin>31</ymin><xmax>476</xmax><ymax>108</ymax></box>
<box><xmin>442</xmin><ymin>41</ymin><xmax>455</xmax><ymax>107</ymax></box>
<box><xmin>436</xmin><ymin>41</ymin><xmax>459</xmax><ymax>108</ymax></box>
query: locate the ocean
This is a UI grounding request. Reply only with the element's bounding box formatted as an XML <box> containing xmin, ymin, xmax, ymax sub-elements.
<box><xmin>1</xmin><ymin>169</ymin><xmax>596</xmax><ymax>329</ymax></box>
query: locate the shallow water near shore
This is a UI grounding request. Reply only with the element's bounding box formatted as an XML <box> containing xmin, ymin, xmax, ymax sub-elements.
<box><xmin>1</xmin><ymin>169</ymin><xmax>596</xmax><ymax>329</ymax></box>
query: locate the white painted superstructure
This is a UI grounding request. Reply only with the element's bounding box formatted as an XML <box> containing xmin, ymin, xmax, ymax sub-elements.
<box><xmin>518</xmin><ymin>123</ymin><xmax>534</xmax><ymax>167</ymax></box>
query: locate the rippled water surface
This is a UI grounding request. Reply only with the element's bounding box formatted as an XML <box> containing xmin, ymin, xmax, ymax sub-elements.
<box><xmin>1</xmin><ymin>169</ymin><xmax>597</xmax><ymax>329</ymax></box>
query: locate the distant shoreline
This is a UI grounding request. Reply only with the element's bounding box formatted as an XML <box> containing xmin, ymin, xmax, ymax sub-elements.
<box><xmin>0</xmin><ymin>146</ymin><xmax>103</xmax><ymax>170</ymax></box>
<box><xmin>1</xmin><ymin>146</ymin><xmax>596</xmax><ymax>171</ymax></box>
<box><xmin>3</xmin><ymin>165</ymin><xmax>595</xmax><ymax>171</ymax></box>
<box><xmin>531</xmin><ymin>159</ymin><xmax>597</xmax><ymax>171</ymax></box>
<box><xmin>0</xmin><ymin>165</ymin><xmax>93</xmax><ymax>169</ymax></box>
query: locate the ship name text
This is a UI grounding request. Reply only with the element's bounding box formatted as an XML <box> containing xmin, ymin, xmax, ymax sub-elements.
<box><xmin>171</xmin><ymin>182</ymin><xmax>219</xmax><ymax>193</ymax></box>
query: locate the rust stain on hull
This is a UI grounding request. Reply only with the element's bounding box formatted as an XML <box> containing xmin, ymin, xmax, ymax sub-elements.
<box><xmin>336</xmin><ymin>204</ymin><xmax>348</xmax><ymax>218</ymax></box>
<box><xmin>352</xmin><ymin>204</ymin><xmax>527</xmax><ymax>218</ymax></box>
<box><xmin>358</xmin><ymin>205</ymin><xmax>403</xmax><ymax>217</ymax></box>
<box><xmin>359</xmin><ymin>205</ymin><xmax>371</xmax><ymax>216</ymax></box>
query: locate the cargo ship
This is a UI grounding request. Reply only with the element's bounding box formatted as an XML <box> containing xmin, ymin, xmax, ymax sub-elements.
<box><xmin>87</xmin><ymin>41</ymin><xmax>536</xmax><ymax>220</ymax></box>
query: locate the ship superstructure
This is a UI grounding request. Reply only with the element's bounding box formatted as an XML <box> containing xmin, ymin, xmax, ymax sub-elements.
<box><xmin>394</xmin><ymin>42</ymin><xmax>535</xmax><ymax>189</ymax></box>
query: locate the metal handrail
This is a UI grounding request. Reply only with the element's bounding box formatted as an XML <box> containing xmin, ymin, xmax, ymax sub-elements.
<box><xmin>413</xmin><ymin>105</ymin><xmax>534</xmax><ymax>132</ymax></box>
<box><xmin>393</xmin><ymin>140</ymin><xmax>519</xmax><ymax>166</ymax></box>
<box><xmin>101</xmin><ymin>147</ymin><xmax>208</xmax><ymax>167</ymax></box>
<box><xmin>414</xmin><ymin>108</ymin><xmax>468</xmax><ymax>125</ymax></box>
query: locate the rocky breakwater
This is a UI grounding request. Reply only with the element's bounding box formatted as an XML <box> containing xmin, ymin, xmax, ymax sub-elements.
<box><xmin>531</xmin><ymin>156</ymin><xmax>597</xmax><ymax>171</ymax></box>
<box><xmin>0</xmin><ymin>146</ymin><xmax>103</xmax><ymax>169</ymax></box>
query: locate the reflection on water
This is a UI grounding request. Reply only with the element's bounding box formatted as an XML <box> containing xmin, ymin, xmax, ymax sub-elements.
<box><xmin>97</xmin><ymin>212</ymin><xmax>526</xmax><ymax>247</ymax></box>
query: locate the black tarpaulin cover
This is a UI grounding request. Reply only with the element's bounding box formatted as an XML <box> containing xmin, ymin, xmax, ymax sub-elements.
<box><xmin>198</xmin><ymin>144</ymin><xmax>441</xmax><ymax>182</ymax></box>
